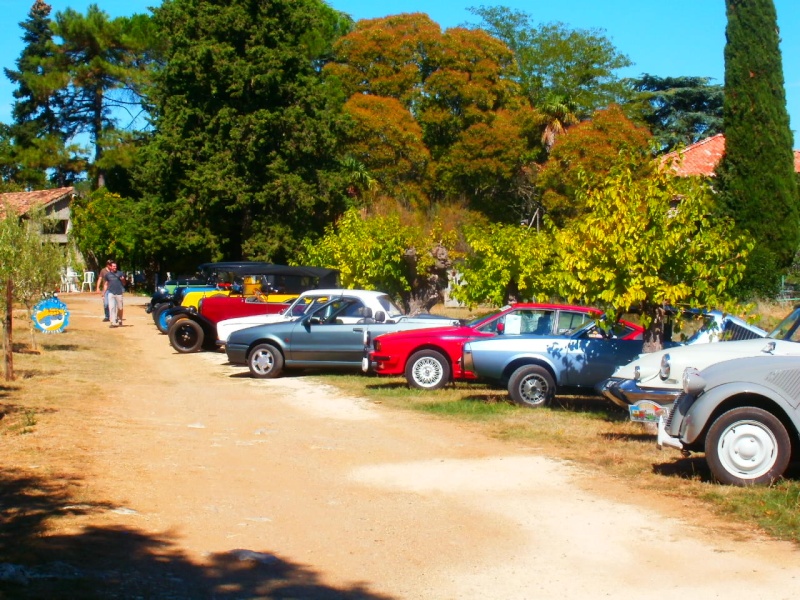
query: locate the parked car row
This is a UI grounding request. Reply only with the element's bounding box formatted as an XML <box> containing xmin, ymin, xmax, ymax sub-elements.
<box><xmin>148</xmin><ymin>276</ymin><xmax>800</xmax><ymax>486</ymax></box>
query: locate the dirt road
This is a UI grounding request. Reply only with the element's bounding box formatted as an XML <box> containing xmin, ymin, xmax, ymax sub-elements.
<box><xmin>3</xmin><ymin>294</ymin><xmax>799</xmax><ymax>599</ymax></box>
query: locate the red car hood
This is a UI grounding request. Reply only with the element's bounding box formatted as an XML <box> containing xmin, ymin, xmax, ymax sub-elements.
<box><xmin>377</xmin><ymin>324</ymin><xmax>484</xmax><ymax>341</ymax></box>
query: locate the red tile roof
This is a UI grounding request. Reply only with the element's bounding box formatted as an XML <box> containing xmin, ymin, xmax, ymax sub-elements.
<box><xmin>0</xmin><ymin>187</ymin><xmax>75</xmax><ymax>218</ymax></box>
<box><xmin>664</xmin><ymin>134</ymin><xmax>800</xmax><ymax>176</ymax></box>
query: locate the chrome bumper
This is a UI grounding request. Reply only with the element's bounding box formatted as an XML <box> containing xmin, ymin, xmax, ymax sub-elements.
<box><xmin>598</xmin><ymin>377</ymin><xmax>682</xmax><ymax>409</ymax></box>
<box><xmin>657</xmin><ymin>415</ymin><xmax>683</xmax><ymax>450</ymax></box>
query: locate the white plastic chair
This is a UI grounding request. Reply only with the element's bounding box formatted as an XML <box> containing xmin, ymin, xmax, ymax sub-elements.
<box><xmin>81</xmin><ymin>271</ymin><xmax>95</xmax><ymax>292</ymax></box>
<box><xmin>60</xmin><ymin>273</ymin><xmax>70</xmax><ymax>293</ymax></box>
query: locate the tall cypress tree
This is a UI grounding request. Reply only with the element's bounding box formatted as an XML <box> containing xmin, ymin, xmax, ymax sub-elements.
<box><xmin>716</xmin><ymin>0</ymin><xmax>798</xmax><ymax>297</ymax></box>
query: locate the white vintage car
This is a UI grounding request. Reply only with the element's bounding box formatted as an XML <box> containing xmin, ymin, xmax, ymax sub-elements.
<box><xmin>599</xmin><ymin>309</ymin><xmax>774</xmax><ymax>414</ymax></box>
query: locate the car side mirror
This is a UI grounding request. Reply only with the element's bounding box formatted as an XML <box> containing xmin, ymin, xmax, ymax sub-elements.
<box><xmin>497</xmin><ymin>321</ymin><xmax>505</xmax><ymax>334</ymax></box>
<box><xmin>307</xmin><ymin>316</ymin><xmax>322</xmax><ymax>325</ymax></box>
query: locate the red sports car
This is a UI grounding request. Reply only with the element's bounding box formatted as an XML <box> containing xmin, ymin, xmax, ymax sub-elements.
<box><xmin>364</xmin><ymin>303</ymin><xmax>643</xmax><ymax>390</ymax></box>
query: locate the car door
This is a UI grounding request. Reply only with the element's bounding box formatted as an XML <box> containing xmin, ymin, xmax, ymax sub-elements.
<box><xmin>287</xmin><ymin>298</ymin><xmax>367</xmax><ymax>365</ymax></box>
<box><xmin>560</xmin><ymin>325</ymin><xmax>644</xmax><ymax>388</ymax></box>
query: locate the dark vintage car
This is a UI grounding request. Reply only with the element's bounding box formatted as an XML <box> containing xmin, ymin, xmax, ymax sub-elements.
<box><xmin>225</xmin><ymin>291</ymin><xmax>459</xmax><ymax>379</ymax></box>
<box><xmin>153</xmin><ymin>264</ymin><xmax>339</xmax><ymax>334</ymax></box>
<box><xmin>658</xmin><ymin>355</ymin><xmax>800</xmax><ymax>486</ymax></box>
<box><xmin>146</xmin><ymin>261</ymin><xmax>276</xmax><ymax>317</ymax></box>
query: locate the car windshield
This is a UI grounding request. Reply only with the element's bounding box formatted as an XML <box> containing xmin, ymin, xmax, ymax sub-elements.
<box><xmin>376</xmin><ymin>295</ymin><xmax>404</xmax><ymax>319</ymax></box>
<box><xmin>283</xmin><ymin>295</ymin><xmax>332</xmax><ymax>317</ymax></box>
<box><xmin>767</xmin><ymin>307</ymin><xmax>800</xmax><ymax>342</ymax></box>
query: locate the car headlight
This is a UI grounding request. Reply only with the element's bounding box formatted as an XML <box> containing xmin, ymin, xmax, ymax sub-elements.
<box><xmin>682</xmin><ymin>367</ymin><xmax>707</xmax><ymax>395</ymax></box>
<box><xmin>659</xmin><ymin>353</ymin><xmax>671</xmax><ymax>380</ymax></box>
<box><xmin>374</xmin><ymin>339</ymin><xmax>381</xmax><ymax>352</ymax></box>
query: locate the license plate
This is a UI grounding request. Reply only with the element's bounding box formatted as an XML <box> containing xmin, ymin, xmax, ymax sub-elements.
<box><xmin>361</xmin><ymin>357</ymin><xmax>369</xmax><ymax>372</ymax></box>
<box><xmin>629</xmin><ymin>400</ymin><xmax>669</xmax><ymax>423</ymax></box>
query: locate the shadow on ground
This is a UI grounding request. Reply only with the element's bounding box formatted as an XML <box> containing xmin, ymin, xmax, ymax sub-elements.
<box><xmin>0</xmin><ymin>469</ymin><xmax>395</xmax><ymax>600</ymax></box>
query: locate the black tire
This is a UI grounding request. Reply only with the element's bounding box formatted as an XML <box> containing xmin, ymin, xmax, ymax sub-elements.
<box><xmin>405</xmin><ymin>349</ymin><xmax>450</xmax><ymax>390</ymax></box>
<box><xmin>507</xmin><ymin>364</ymin><xmax>555</xmax><ymax>408</ymax></box>
<box><xmin>704</xmin><ymin>406</ymin><xmax>791</xmax><ymax>486</ymax></box>
<box><xmin>168</xmin><ymin>319</ymin><xmax>204</xmax><ymax>354</ymax></box>
<box><xmin>248</xmin><ymin>343</ymin><xmax>284</xmax><ymax>379</ymax></box>
<box><xmin>153</xmin><ymin>303</ymin><xmax>174</xmax><ymax>333</ymax></box>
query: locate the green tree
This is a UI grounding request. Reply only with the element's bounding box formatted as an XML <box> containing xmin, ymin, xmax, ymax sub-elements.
<box><xmin>138</xmin><ymin>0</ymin><xmax>353</xmax><ymax>264</ymax></box>
<box><xmin>451</xmin><ymin>219</ymin><xmax>555</xmax><ymax>307</ymax></box>
<box><xmin>69</xmin><ymin>187</ymin><xmax>142</xmax><ymax>269</ymax></box>
<box><xmin>51</xmin><ymin>5</ymin><xmax>159</xmax><ymax>188</ymax></box>
<box><xmin>3</xmin><ymin>0</ymin><xmax>85</xmax><ymax>188</ymax></box>
<box><xmin>549</xmin><ymin>158</ymin><xmax>751</xmax><ymax>352</ymax></box>
<box><xmin>298</xmin><ymin>208</ymin><xmax>459</xmax><ymax>313</ymax></box>
<box><xmin>625</xmin><ymin>74</ymin><xmax>723</xmax><ymax>153</ymax></box>
<box><xmin>468</xmin><ymin>6</ymin><xmax>633</xmax><ymax>119</ymax></box>
<box><xmin>0</xmin><ymin>208</ymin><xmax>65</xmax><ymax>378</ymax></box>
<box><xmin>538</xmin><ymin>104</ymin><xmax>652</xmax><ymax>226</ymax></box>
<box><xmin>715</xmin><ymin>0</ymin><xmax>798</xmax><ymax>297</ymax></box>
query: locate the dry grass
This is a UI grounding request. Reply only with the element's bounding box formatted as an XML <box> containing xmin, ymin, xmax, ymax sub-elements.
<box><xmin>322</xmin><ymin>298</ymin><xmax>800</xmax><ymax>542</ymax></box>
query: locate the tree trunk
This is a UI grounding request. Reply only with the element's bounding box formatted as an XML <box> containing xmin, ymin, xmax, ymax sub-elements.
<box><xmin>4</xmin><ymin>279</ymin><xmax>14</xmax><ymax>381</ymax></box>
<box><xmin>641</xmin><ymin>305</ymin><xmax>666</xmax><ymax>354</ymax></box>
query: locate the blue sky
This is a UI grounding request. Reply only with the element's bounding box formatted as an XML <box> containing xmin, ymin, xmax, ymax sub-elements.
<box><xmin>1</xmin><ymin>0</ymin><xmax>798</xmax><ymax>145</ymax></box>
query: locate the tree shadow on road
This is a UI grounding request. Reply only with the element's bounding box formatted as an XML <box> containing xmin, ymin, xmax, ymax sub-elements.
<box><xmin>0</xmin><ymin>469</ymin><xmax>395</xmax><ymax>599</ymax></box>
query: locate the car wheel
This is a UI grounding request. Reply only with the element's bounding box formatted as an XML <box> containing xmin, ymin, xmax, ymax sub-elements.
<box><xmin>248</xmin><ymin>343</ymin><xmax>284</xmax><ymax>379</ymax></box>
<box><xmin>704</xmin><ymin>406</ymin><xmax>791</xmax><ymax>486</ymax></box>
<box><xmin>405</xmin><ymin>349</ymin><xmax>450</xmax><ymax>390</ymax></box>
<box><xmin>168</xmin><ymin>319</ymin><xmax>204</xmax><ymax>354</ymax></box>
<box><xmin>508</xmin><ymin>364</ymin><xmax>555</xmax><ymax>408</ymax></box>
<box><xmin>153</xmin><ymin>304</ymin><xmax>178</xmax><ymax>334</ymax></box>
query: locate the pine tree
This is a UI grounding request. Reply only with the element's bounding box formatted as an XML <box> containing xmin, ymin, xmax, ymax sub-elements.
<box><xmin>716</xmin><ymin>0</ymin><xmax>799</xmax><ymax>297</ymax></box>
<box><xmin>51</xmin><ymin>5</ymin><xmax>158</xmax><ymax>188</ymax></box>
<box><xmin>3</xmin><ymin>0</ymin><xmax>81</xmax><ymax>188</ymax></box>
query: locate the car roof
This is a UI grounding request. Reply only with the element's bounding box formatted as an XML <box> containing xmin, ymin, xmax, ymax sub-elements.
<box><xmin>196</xmin><ymin>262</ymin><xmax>340</xmax><ymax>280</ymax></box>
<box><xmin>296</xmin><ymin>289</ymin><xmax>390</xmax><ymax>299</ymax></box>
<box><xmin>506</xmin><ymin>303</ymin><xmax>600</xmax><ymax>312</ymax></box>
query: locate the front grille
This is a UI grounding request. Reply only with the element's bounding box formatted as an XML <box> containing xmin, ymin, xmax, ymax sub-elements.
<box><xmin>722</xmin><ymin>321</ymin><xmax>764</xmax><ymax>341</ymax></box>
<box><xmin>666</xmin><ymin>392</ymin><xmax>692</xmax><ymax>430</ymax></box>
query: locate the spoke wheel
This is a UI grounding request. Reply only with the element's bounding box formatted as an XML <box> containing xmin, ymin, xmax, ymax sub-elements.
<box><xmin>406</xmin><ymin>350</ymin><xmax>450</xmax><ymax>390</ymax></box>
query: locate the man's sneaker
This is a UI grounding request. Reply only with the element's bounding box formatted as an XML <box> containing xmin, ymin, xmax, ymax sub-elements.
<box><xmin>102</xmin><ymin>318</ymin><xmax>110</xmax><ymax>322</ymax></box>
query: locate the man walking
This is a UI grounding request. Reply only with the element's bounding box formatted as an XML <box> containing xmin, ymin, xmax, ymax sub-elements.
<box><xmin>103</xmin><ymin>262</ymin><xmax>127</xmax><ymax>327</ymax></box>
<box><xmin>96</xmin><ymin>259</ymin><xmax>113</xmax><ymax>321</ymax></box>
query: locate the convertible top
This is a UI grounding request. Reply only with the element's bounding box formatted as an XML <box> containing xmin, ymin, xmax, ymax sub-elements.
<box><xmin>196</xmin><ymin>262</ymin><xmax>339</xmax><ymax>287</ymax></box>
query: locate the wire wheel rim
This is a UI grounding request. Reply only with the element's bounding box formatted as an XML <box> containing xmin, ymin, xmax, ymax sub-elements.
<box><xmin>411</xmin><ymin>357</ymin><xmax>444</xmax><ymax>388</ymax></box>
<box><xmin>717</xmin><ymin>420</ymin><xmax>779</xmax><ymax>480</ymax></box>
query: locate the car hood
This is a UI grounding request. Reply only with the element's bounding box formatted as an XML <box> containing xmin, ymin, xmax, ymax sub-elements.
<box><xmin>376</xmin><ymin>324</ymin><xmax>478</xmax><ymax>342</ymax></box>
<box><xmin>216</xmin><ymin>313</ymin><xmax>291</xmax><ymax>342</ymax></box>
<box><xmin>612</xmin><ymin>337</ymin><xmax>800</xmax><ymax>388</ymax></box>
